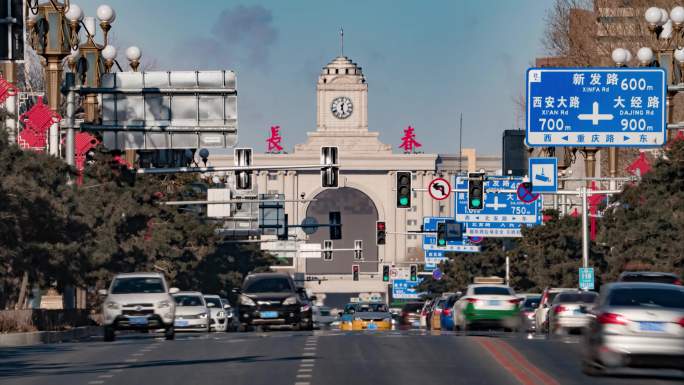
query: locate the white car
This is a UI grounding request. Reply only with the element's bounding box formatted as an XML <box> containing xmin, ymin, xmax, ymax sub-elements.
<box><xmin>204</xmin><ymin>294</ymin><xmax>228</xmax><ymax>332</ymax></box>
<box><xmin>173</xmin><ymin>291</ymin><xmax>210</xmax><ymax>332</ymax></box>
<box><xmin>453</xmin><ymin>284</ymin><xmax>522</xmax><ymax>331</ymax></box>
<box><xmin>534</xmin><ymin>287</ymin><xmax>574</xmax><ymax>333</ymax></box>
<box><xmin>99</xmin><ymin>272</ymin><xmax>178</xmax><ymax>342</ymax></box>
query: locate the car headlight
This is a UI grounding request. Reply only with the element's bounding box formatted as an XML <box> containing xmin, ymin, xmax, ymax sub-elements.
<box><xmin>198</xmin><ymin>312</ymin><xmax>208</xmax><ymax>318</ymax></box>
<box><xmin>217</xmin><ymin>311</ymin><xmax>225</xmax><ymax>318</ymax></box>
<box><xmin>282</xmin><ymin>296</ymin><xmax>299</xmax><ymax>306</ymax></box>
<box><xmin>157</xmin><ymin>300</ymin><xmax>171</xmax><ymax>308</ymax></box>
<box><xmin>105</xmin><ymin>301</ymin><xmax>120</xmax><ymax>310</ymax></box>
<box><xmin>239</xmin><ymin>295</ymin><xmax>256</xmax><ymax>306</ymax></box>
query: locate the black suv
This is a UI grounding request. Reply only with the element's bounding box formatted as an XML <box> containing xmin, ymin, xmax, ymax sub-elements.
<box><xmin>236</xmin><ymin>273</ymin><xmax>310</xmax><ymax>331</ymax></box>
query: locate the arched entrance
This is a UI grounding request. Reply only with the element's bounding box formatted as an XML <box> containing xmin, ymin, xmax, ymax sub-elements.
<box><xmin>305</xmin><ymin>187</ymin><xmax>378</xmax><ymax>274</ymax></box>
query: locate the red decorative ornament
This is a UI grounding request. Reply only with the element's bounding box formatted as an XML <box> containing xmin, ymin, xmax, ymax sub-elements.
<box><xmin>0</xmin><ymin>74</ymin><xmax>18</xmax><ymax>104</ymax></box>
<box><xmin>74</xmin><ymin>132</ymin><xmax>100</xmax><ymax>185</ymax></box>
<box><xmin>626</xmin><ymin>152</ymin><xmax>651</xmax><ymax>177</ymax></box>
<box><xmin>399</xmin><ymin>125</ymin><xmax>422</xmax><ymax>153</ymax></box>
<box><xmin>588</xmin><ymin>181</ymin><xmax>606</xmax><ymax>241</ymax></box>
<box><xmin>266</xmin><ymin>125</ymin><xmax>284</xmax><ymax>153</ymax></box>
<box><xmin>17</xmin><ymin>96</ymin><xmax>61</xmax><ymax>151</ymax></box>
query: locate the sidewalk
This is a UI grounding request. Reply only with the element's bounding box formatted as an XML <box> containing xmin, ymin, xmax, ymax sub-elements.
<box><xmin>0</xmin><ymin>326</ymin><xmax>101</xmax><ymax>347</ymax></box>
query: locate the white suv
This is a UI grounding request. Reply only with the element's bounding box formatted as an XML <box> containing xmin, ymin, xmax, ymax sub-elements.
<box><xmin>100</xmin><ymin>272</ymin><xmax>179</xmax><ymax>341</ymax></box>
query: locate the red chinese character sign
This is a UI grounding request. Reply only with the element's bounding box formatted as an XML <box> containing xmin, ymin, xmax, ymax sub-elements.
<box><xmin>0</xmin><ymin>74</ymin><xmax>18</xmax><ymax>104</ymax></box>
<box><xmin>266</xmin><ymin>125</ymin><xmax>284</xmax><ymax>153</ymax></box>
<box><xmin>74</xmin><ymin>132</ymin><xmax>100</xmax><ymax>185</ymax></box>
<box><xmin>399</xmin><ymin>125</ymin><xmax>422</xmax><ymax>153</ymax></box>
<box><xmin>17</xmin><ymin>96</ymin><xmax>61</xmax><ymax>151</ymax></box>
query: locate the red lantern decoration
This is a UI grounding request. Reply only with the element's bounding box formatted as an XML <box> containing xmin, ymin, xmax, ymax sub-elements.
<box><xmin>17</xmin><ymin>96</ymin><xmax>61</xmax><ymax>151</ymax></box>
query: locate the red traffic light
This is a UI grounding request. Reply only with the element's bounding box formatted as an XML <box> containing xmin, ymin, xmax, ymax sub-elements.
<box><xmin>376</xmin><ymin>221</ymin><xmax>386</xmax><ymax>231</ymax></box>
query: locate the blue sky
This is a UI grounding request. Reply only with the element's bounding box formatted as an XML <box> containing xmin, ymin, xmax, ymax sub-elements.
<box><xmin>79</xmin><ymin>0</ymin><xmax>553</xmax><ymax>155</ymax></box>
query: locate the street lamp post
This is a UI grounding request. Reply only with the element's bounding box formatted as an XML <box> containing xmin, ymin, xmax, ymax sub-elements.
<box><xmin>26</xmin><ymin>0</ymin><xmax>81</xmax><ymax>155</ymax></box>
<box><xmin>641</xmin><ymin>6</ymin><xmax>684</xmax><ymax>141</ymax></box>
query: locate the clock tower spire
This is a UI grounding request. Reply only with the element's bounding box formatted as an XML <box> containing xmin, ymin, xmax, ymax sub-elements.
<box><xmin>340</xmin><ymin>27</ymin><xmax>344</xmax><ymax>57</ymax></box>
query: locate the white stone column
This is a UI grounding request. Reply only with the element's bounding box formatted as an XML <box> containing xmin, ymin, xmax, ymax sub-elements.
<box><xmin>424</xmin><ymin>172</ymin><xmax>436</xmax><ymax>217</ymax></box>
<box><xmin>257</xmin><ymin>171</ymin><xmax>268</xmax><ymax>195</ymax></box>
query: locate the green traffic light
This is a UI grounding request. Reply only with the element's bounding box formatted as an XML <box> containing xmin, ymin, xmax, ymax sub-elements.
<box><xmin>399</xmin><ymin>197</ymin><xmax>409</xmax><ymax>206</ymax></box>
<box><xmin>438</xmin><ymin>239</ymin><xmax>446</xmax><ymax>246</ymax></box>
<box><xmin>471</xmin><ymin>198</ymin><xmax>481</xmax><ymax>207</ymax></box>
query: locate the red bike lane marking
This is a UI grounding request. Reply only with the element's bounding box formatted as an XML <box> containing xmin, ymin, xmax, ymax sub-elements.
<box><xmin>490</xmin><ymin>338</ymin><xmax>561</xmax><ymax>385</ymax></box>
<box><xmin>475</xmin><ymin>337</ymin><xmax>538</xmax><ymax>385</ymax></box>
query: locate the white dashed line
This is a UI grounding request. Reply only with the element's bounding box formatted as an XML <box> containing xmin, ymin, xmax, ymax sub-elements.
<box><xmin>132</xmin><ymin>353</ymin><xmax>144</xmax><ymax>357</ymax></box>
<box><xmin>295</xmin><ymin>382</ymin><xmax>310</xmax><ymax>385</ymax></box>
<box><xmin>304</xmin><ymin>347</ymin><xmax>316</xmax><ymax>350</ymax></box>
<box><xmin>300</xmin><ymin>363</ymin><xmax>314</xmax><ymax>367</ymax></box>
<box><xmin>301</xmin><ymin>358</ymin><xmax>315</xmax><ymax>363</ymax></box>
<box><xmin>298</xmin><ymin>368</ymin><xmax>312</xmax><ymax>373</ymax></box>
<box><xmin>98</xmin><ymin>374</ymin><xmax>114</xmax><ymax>378</ymax></box>
<box><xmin>110</xmin><ymin>369</ymin><xmax>124</xmax><ymax>373</ymax></box>
<box><xmin>124</xmin><ymin>358</ymin><xmax>138</xmax><ymax>363</ymax></box>
<box><xmin>88</xmin><ymin>381</ymin><xmax>105</xmax><ymax>384</ymax></box>
<box><xmin>296</xmin><ymin>374</ymin><xmax>312</xmax><ymax>378</ymax></box>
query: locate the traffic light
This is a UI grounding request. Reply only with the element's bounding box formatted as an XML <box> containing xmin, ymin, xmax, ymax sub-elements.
<box><xmin>396</xmin><ymin>171</ymin><xmax>412</xmax><ymax>208</ymax></box>
<box><xmin>234</xmin><ymin>148</ymin><xmax>252</xmax><ymax>190</ymax></box>
<box><xmin>382</xmin><ymin>265</ymin><xmax>390</xmax><ymax>282</ymax></box>
<box><xmin>354</xmin><ymin>240</ymin><xmax>363</xmax><ymax>260</ymax></box>
<box><xmin>277</xmin><ymin>214</ymin><xmax>289</xmax><ymax>240</ymax></box>
<box><xmin>321</xmin><ymin>146</ymin><xmax>339</xmax><ymax>188</ymax></box>
<box><xmin>376</xmin><ymin>221</ymin><xmax>386</xmax><ymax>245</ymax></box>
<box><xmin>410</xmin><ymin>264</ymin><xmax>417</xmax><ymax>281</ymax></box>
<box><xmin>436</xmin><ymin>222</ymin><xmax>447</xmax><ymax>247</ymax></box>
<box><xmin>468</xmin><ymin>172</ymin><xmax>485</xmax><ymax>210</ymax></box>
<box><xmin>352</xmin><ymin>264</ymin><xmax>360</xmax><ymax>281</ymax></box>
<box><xmin>323</xmin><ymin>240</ymin><xmax>333</xmax><ymax>261</ymax></box>
<box><xmin>329</xmin><ymin>211</ymin><xmax>341</xmax><ymax>240</ymax></box>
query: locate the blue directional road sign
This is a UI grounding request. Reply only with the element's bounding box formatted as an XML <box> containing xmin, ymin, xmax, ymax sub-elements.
<box><xmin>392</xmin><ymin>279</ymin><xmax>423</xmax><ymax>300</ymax></box>
<box><xmin>529</xmin><ymin>157</ymin><xmax>558</xmax><ymax>193</ymax></box>
<box><xmin>579</xmin><ymin>267</ymin><xmax>595</xmax><ymax>290</ymax></box>
<box><xmin>424</xmin><ymin>250</ymin><xmax>447</xmax><ymax>271</ymax></box>
<box><xmin>526</xmin><ymin>68</ymin><xmax>666</xmax><ymax>147</ymax></box>
<box><xmin>455</xmin><ymin>177</ymin><xmax>543</xmax><ymax>237</ymax></box>
<box><xmin>422</xmin><ymin>217</ymin><xmax>480</xmax><ymax>252</ymax></box>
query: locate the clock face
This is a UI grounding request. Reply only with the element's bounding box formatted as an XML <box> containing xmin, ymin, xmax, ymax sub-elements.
<box><xmin>331</xmin><ymin>96</ymin><xmax>353</xmax><ymax>119</ymax></box>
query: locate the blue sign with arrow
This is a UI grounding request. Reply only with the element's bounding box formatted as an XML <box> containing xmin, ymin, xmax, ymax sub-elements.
<box><xmin>455</xmin><ymin>177</ymin><xmax>543</xmax><ymax>237</ymax></box>
<box><xmin>528</xmin><ymin>157</ymin><xmax>558</xmax><ymax>193</ymax></box>
<box><xmin>526</xmin><ymin>68</ymin><xmax>666</xmax><ymax>147</ymax></box>
<box><xmin>392</xmin><ymin>279</ymin><xmax>423</xmax><ymax>300</ymax></box>
<box><xmin>422</xmin><ymin>217</ymin><xmax>480</xmax><ymax>252</ymax></box>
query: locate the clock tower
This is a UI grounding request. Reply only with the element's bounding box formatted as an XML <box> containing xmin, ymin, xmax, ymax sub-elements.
<box><xmin>295</xmin><ymin>56</ymin><xmax>391</xmax><ymax>153</ymax></box>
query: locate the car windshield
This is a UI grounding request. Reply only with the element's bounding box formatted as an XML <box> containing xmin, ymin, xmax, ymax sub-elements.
<box><xmin>402</xmin><ymin>303</ymin><xmax>422</xmax><ymax>312</ymax></box>
<box><xmin>523</xmin><ymin>297</ymin><xmax>541</xmax><ymax>309</ymax></box>
<box><xmin>555</xmin><ymin>292</ymin><xmax>598</xmax><ymax>304</ymax></box>
<box><xmin>243</xmin><ymin>277</ymin><xmax>293</xmax><ymax>293</ymax></box>
<box><xmin>473</xmin><ymin>287</ymin><xmax>511</xmax><ymax>295</ymax></box>
<box><xmin>608</xmin><ymin>287</ymin><xmax>684</xmax><ymax>309</ymax></box>
<box><xmin>204</xmin><ymin>297</ymin><xmax>222</xmax><ymax>308</ymax></box>
<box><xmin>111</xmin><ymin>277</ymin><xmax>165</xmax><ymax>294</ymax></box>
<box><xmin>174</xmin><ymin>295</ymin><xmax>204</xmax><ymax>307</ymax></box>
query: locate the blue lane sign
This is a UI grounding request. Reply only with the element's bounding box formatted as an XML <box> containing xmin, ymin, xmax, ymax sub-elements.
<box><xmin>455</xmin><ymin>177</ymin><xmax>543</xmax><ymax>237</ymax></box>
<box><xmin>528</xmin><ymin>157</ymin><xmax>558</xmax><ymax>193</ymax></box>
<box><xmin>579</xmin><ymin>267</ymin><xmax>595</xmax><ymax>290</ymax></box>
<box><xmin>392</xmin><ymin>279</ymin><xmax>423</xmax><ymax>300</ymax></box>
<box><xmin>424</xmin><ymin>250</ymin><xmax>447</xmax><ymax>271</ymax></box>
<box><xmin>526</xmin><ymin>68</ymin><xmax>666</xmax><ymax>147</ymax></box>
<box><xmin>422</xmin><ymin>217</ymin><xmax>480</xmax><ymax>252</ymax></box>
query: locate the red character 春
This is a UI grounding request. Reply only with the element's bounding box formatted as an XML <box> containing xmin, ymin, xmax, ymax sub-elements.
<box><xmin>399</xmin><ymin>125</ymin><xmax>422</xmax><ymax>153</ymax></box>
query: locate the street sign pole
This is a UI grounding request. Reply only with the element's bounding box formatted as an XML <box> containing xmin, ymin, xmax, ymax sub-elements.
<box><xmin>581</xmin><ymin>186</ymin><xmax>589</xmax><ymax>269</ymax></box>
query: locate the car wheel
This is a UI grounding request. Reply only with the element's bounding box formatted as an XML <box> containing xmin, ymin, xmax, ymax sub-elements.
<box><xmin>165</xmin><ymin>327</ymin><xmax>175</xmax><ymax>340</ymax></box>
<box><xmin>581</xmin><ymin>360</ymin><xmax>603</xmax><ymax>376</ymax></box>
<box><xmin>103</xmin><ymin>326</ymin><xmax>115</xmax><ymax>342</ymax></box>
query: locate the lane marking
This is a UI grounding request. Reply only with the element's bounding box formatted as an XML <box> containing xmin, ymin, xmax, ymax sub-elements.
<box><xmin>296</xmin><ymin>374</ymin><xmax>312</xmax><ymax>378</ymax></box>
<box><xmin>476</xmin><ymin>338</ymin><xmax>537</xmax><ymax>385</ymax></box>
<box><xmin>304</xmin><ymin>347</ymin><xmax>316</xmax><ymax>350</ymax></box>
<box><xmin>132</xmin><ymin>353</ymin><xmax>144</xmax><ymax>356</ymax></box>
<box><xmin>110</xmin><ymin>369</ymin><xmax>124</xmax><ymax>373</ymax></box>
<box><xmin>298</xmin><ymin>368</ymin><xmax>312</xmax><ymax>372</ymax></box>
<box><xmin>98</xmin><ymin>374</ymin><xmax>114</xmax><ymax>378</ymax></box>
<box><xmin>88</xmin><ymin>381</ymin><xmax>105</xmax><ymax>384</ymax></box>
<box><xmin>124</xmin><ymin>358</ymin><xmax>138</xmax><ymax>363</ymax></box>
<box><xmin>300</xmin><ymin>363</ymin><xmax>314</xmax><ymax>367</ymax></box>
<box><xmin>301</xmin><ymin>358</ymin><xmax>315</xmax><ymax>363</ymax></box>
<box><xmin>295</xmin><ymin>382</ymin><xmax>310</xmax><ymax>385</ymax></box>
<box><xmin>490</xmin><ymin>339</ymin><xmax>561</xmax><ymax>385</ymax></box>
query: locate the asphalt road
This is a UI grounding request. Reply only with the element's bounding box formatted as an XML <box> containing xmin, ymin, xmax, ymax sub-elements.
<box><xmin>1</xmin><ymin>329</ymin><xmax>682</xmax><ymax>385</ymax></box>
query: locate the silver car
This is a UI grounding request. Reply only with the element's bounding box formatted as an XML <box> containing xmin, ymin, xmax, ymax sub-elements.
<box><xmin>173</xmin><ymin>292</ymin><xmax>210</xmax><ymax>332</ymax></box>
<box><xmin>204</xmin><ymin>294</ymin><xmax>228</xmax><ymax>332</ymax></box>
<box><xmin>547</xmin><ymin>290</ymin><xmax>598</xmax><ymax>335</ymax></box>
<box><xmin>582</xmin><ymin>282</ymin><xmax>684</xmax><ymax>376</ymax></box>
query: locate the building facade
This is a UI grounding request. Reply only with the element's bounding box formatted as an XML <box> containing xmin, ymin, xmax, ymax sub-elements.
<box><xmin>211</xmin><ymin>55</ymin><xmax>500</xmax><ymax>301</ymax></box>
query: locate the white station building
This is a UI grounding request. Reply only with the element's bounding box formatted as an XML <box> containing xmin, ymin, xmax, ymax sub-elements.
<box><xmin>211</xmin><ymin>55</ymin><xmax>501</xmax><ymax>304</ymax></box>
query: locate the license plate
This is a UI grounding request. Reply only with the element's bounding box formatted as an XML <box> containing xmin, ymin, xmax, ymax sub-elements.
<box><xmin>639</xmin><ymin>322</ymin><xmax>665</xmax><ymax>332</ymax></box>
<box><xmin>260</xmin><ymin>311</ymin><xmax>278</xmax><ymax>319</ymax></box>
<box><xmin>129</xmin><ymin>316</ymin><xmax>148</xmax><ymax>325</ymax></box>
<box><xmin>367</xmin><ymin>322</ymin><xmax>378</xmax><ymax>330</ymax></box>
<box><xmin>174</xmin><ymin>320</ymin><xmax>188</xmax><ymax>327</ymax></box>
<box><xmin>488</xmin><ymin>300</ymin><xmax>501</xmax><ymax>306</ymax></box>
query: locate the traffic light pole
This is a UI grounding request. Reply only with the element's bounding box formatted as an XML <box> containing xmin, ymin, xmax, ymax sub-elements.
<box><xmin>136</xmin><ymin>164</ymin><xmax>339</xmax><ymax>174</ymax></box>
